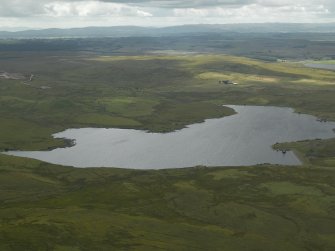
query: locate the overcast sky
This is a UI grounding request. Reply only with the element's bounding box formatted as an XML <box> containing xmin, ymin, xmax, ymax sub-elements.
<box><xmin>0</xmin><ymin>0</ymin><xmax>334</xmax><ymax>30</ymax></box>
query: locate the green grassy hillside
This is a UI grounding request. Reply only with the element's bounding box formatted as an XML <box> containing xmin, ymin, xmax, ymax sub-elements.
<box><xmin>1</xmin><ymin>52</ymin><xmax>335</xmax><ymax>250</ymax></box>
<box><xmin>1</xmin><ymin>53</ymin><xmax>335</xmax><ymax>151</ymax></box>
<box><xmin>0</xmin><ymin>154</ymin><xmax>335</xmax><ymax>251</ymax></box>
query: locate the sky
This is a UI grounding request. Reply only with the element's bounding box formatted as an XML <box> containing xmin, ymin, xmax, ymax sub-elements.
<box><xmin>0</xmin><ymin>0</ymin><xmax>334</xmax><ymax>30</ymax></box>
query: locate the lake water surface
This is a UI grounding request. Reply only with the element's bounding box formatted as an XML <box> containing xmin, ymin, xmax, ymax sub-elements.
<box><xmin>5</xmin><ymin>105</ymin><xmax>335</xmax><ymax>169</ymax></box>
<box><xmin>305</xmin><ymin>63</ymin><xmax>335</xmax><ymax>71</ymax></box>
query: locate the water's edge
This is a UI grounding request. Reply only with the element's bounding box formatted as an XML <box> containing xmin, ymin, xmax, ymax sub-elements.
<box><xmin>3</xmin><ymin>105</ymin><xmax>335</xmax><ymax>169</ymax></box>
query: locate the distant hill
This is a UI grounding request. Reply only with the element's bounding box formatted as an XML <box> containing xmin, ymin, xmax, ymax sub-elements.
<box><xmin>1</xmin><ymin>23</ymin><xmax>335</xmax><ymax>39</ymax></box>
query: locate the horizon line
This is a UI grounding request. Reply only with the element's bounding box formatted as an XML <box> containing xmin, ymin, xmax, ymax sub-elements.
<box><xmin>1</xmin><ymin>22</ymin><xmax>335</xmax><ymax>33</ymax></box>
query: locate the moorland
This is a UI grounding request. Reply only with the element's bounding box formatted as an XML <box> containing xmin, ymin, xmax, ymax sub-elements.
<box><xmin>0</xmin><ymin>33</ymin><xmax>335</xmax><ymax>250</ymax></box>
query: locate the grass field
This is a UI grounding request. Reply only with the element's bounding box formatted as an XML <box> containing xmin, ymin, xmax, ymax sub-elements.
<box><xmin>1</xmin><ymin>53</ymin><xmax>335</xmax><ymax>150</ymax></box>
<box><xmin>1</xmin><ymin>51</ymin><xmax>335</xmax><ymax>250</ymax></box>
<box><xmin>304</xmin><ymin>60</ymin><xmax>335</xmax><ymax>65</ymax></box>
<box><xmin>1</xmin><ymin>154</ymin><xmax>335</xmax><ymax>250</ymax></box>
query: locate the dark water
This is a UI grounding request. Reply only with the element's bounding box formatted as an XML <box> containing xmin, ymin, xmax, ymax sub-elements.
<box><xmin>5</xmin><ymin>106</ymin><xmax>335</xmax><ymax>169</ymax></box>
<box><xmin>305</xmin><ymin>63</ymin><xmax>335</xmax><ymax>71</ymax></box>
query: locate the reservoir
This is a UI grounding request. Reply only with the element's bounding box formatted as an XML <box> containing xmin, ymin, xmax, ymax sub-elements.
<box><xmin>5</xmin><ymin>105</ymin><xmax>335</xmax><ymax>169</ymax></box>
<box><xmin>304</xmin><ymin>63</ymin><xmax>335</xmax><ymax>71</ymax></box>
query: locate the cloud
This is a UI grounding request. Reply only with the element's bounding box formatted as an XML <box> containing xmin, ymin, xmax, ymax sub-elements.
<box><xmin>0</xmin><ymin>0</ymin><xmax>46</xmax><ymax>17</ymax></box>
<box><xmin>173</xmin><ymin>3</ymin><xmax>331</xmax><ymax>20</ymax></box>
<box><xmin>100</xmin><ymin>0</ymin><xmax>334</xmax><ymax>9</ymax></box>
<box><xmin>44</xmin><ymin>1</ymin><xmax>152</xmax><ymax>17</ymax></box>
<box><xmin>111</xmin><ymin>0</ymin><xmax>253</xmax><ymax>8</ymax></box>
<box><xmin>0</xmin><ymin>0</ymin><xmax>334</xmax><ymax>29</ymax></box>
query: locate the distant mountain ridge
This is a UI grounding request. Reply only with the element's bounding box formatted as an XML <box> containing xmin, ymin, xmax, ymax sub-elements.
<box><xmin>1</xmin><ymin>23</ymin><xmax>335</xmax><ymax>39</ymax></box>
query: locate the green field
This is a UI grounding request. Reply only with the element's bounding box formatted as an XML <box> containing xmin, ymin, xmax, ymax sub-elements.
<box><xmin>305</xmin><ymin>60</ymin><xmax>335</xmax><ymax>65</ymax></box>
<box><xmin>1</xmin><ymin>154</ymin><xmax>335</xmax><ymax>251</ymax></box>
<box><xmin>1</xmin><ymin>50</ymin><xmax>335</xmax><ymax>250</ymax></box>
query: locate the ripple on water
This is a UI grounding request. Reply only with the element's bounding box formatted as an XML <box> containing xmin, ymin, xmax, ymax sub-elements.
<box><xmin>5</xmin><ymin>105</ymin><xmax>335</xmax><ymax>169</ymax></box>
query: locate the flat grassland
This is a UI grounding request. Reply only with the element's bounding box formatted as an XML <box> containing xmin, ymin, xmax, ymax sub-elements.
<box><xmin>1</xmin><ymin>52</ymin><xmax>335</xmax><ymax>250</ymax></box>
